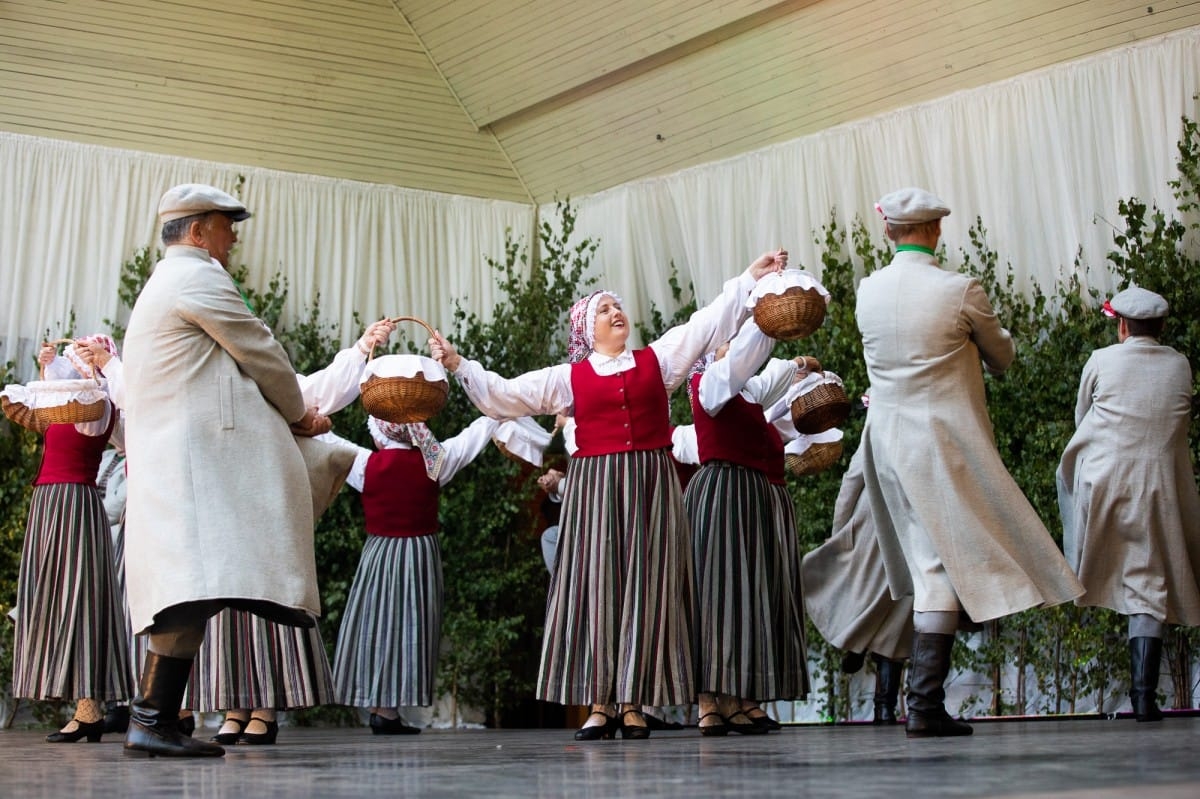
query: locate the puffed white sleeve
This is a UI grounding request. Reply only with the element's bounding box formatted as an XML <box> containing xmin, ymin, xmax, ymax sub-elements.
<box><xmin>743</xmin><ymin>357</ymin><xmax>800</xmax><ymax>413</ymax></box>
<box><xmin>650</xmin><ymin>269</ymin><xmax>758</xmax><ymax>391</ymax></box>
<box><xmin>437</xmin><ymin>415</ymin><xmax>502</xmax><ymax>486</ymax></box>
<box><xmin>101</xmin><ymin>355</ymin><xmax>126</xmax><ymax>411</ymax></box>
<box><xmin>671</xmin><ymin>424</ymin><xmax>700</xmax><ymax>466</ymax></box>
<box><xmin>452</xmin><ymin>359</ymin><xmax>574</xmax><ymax>419</ymax></box>
<box><xmin>696</xmin><ymin>320</ymin><xmax>778</xmax><ymax>415</ymax></box>
<box><xmin>296</xmin><ymin>345</ymin><xmax>368</xmax><ymax>415</ymax></box>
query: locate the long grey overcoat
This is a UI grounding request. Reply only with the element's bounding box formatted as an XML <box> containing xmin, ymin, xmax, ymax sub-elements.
<box><xmin>1057</xmin><ymin>336</ymin><xmax>1200</xmax><ymax>625</ymax></box>
<box><xmin>122</xmin><ymin>245</ymin><xmax>318</xmax><ymax>633</ymax></box>
<box><xmin>801</xmin><ymin>446</ymin><xmax>913</xmax><ymax>659</ymax></box>
<box><xmin>855</xmin><ymin>250</ymin><xmax>1083</xmax><ymax>622</ymax></box>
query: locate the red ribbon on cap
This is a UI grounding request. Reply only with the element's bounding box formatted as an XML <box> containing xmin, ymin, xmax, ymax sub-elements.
<box><xmin>1101</xmin><ymin>299</ymin><xmax>1117</xmax><ymax>318</ymax></box>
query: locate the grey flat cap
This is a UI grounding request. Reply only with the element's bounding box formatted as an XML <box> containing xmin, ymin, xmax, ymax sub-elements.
<box><xmin>876</xmin><ymin>187</ymin><xmax>951</xmax><ymax>224</ymax></box>
<box><xmin>158</xmin><ymin>183</ymin><xmax>251</xmax><ymax>223</ymax></box>
<box><xmin>1107</xmin><ymin>286</ymin><xmax>1168</xmax><ymax>319</ymax></box>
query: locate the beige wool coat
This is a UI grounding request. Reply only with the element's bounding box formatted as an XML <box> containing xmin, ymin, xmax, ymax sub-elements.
<box><xmin>122</xmin><ymin>245</ymin><xmax>320</xmax><ymax>634</ymax></box>
<box><xmin>855</xmin><ymin>250</ymin><xmax>1083</xmax><ymax>622</ymax></box>
<box><xmin>1057</xmin><ymin>336</ymin><xmax>1200</xmax><ymax>625</ymax></box>
<box><xmin>801</xmin><ymin>446</ymin><xmax>913</xmax><ymax>659</ymax></box>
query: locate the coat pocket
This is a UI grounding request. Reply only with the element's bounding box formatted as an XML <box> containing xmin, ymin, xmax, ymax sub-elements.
<box><xmin>218</xmin><ymin>375</ymin><xmax>235</xmax><ymax>429</ymax></box>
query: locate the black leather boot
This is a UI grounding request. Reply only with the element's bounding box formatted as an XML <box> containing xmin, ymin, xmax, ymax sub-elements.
<box><xmin>1129</xmin><ymin>637</ymin><xmax>1164</xmax><ymax>722</ymax></box>
<box><xmin>871</xmin><ymin>654</ymin><xmax>903</xmax><ymax>725</ymax></box>
<box><xmin>103</xmin><ymin>702</ymin><xmax>130</xmax><ymax>734</ymax></box>
<box><xmin>124</xmin><ymin>652</ymin><xmax>224</xmax><ymax>758</ymax></box>
<box><xmin>905</xmin><ymin>632</ymin><xmax>972</xmax><ymax>738</ymax></box>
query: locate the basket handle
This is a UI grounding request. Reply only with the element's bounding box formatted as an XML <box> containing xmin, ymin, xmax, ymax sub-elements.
<box><xmin>368</xmin><ymin>316</ymin><xmax>439</xmax><ymax>360</ymax></box>
<box><xmin>39</xmin><ymin>338</ymin><xmax>100</xmax><ymax>384</ymax></box>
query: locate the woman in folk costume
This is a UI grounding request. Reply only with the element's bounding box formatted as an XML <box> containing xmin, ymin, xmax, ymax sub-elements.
<box><xmin>1057</xmin><ymin>287</ymin><xmax>1200</xmax><ymax>723</ymax></box>
<box><xmin>12</xmin><ymin>337</ymin><xmax>132</xmax><ymax>742</ymax></box>
<box><xmin>684</xmin><ymin>323</ymin><xmax>810</xmax><ymax>735</ymax></box>
<box><xmin>329</xmin><ymin>414</ymin><xmax>508</xmax><ymax>733</ymax></box>
<box><xmin>429</xmin><ymin>250</ymin><xmax>786</xmax><ymax>739</ymax></box>
<box><xmin>181</xmin><ymin>319</ymin><xmax>396</xmax><ymax>746</ymax></box>
<box><xmin>855</xmin><ymin>188</ymin><xmax>1083</xmax><ymax>738</ymax></box>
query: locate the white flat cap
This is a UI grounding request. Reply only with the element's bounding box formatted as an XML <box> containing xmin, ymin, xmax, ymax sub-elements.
<box><xmin>158</xmin><ymin>183</ymin><xmax>251</xmax><ymax>223</ymax></box>
<box><xmin>876</xmin><ymin>187</ymin><xmax>951</xmax><ymax>224</ymax></box>
<box><xmin>1106</xmin><ymin>286</ymin><xmax>1168</xmax><ymax>319</ymax></box>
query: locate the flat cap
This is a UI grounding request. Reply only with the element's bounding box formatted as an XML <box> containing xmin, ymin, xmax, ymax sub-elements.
<box><xmin>876</xmin><ymin>187</ymin><xmax>951</xmax><ymax>224</ymax></box>
<box><xmin>158</xmin><ymin>183</ymin><xmax>251</xmax><ymax>223</ymax></box>
<box><xmin>1104</xmin><ymin>286</ymin><xmax>1168</xmax><ymax>320</ymax></box>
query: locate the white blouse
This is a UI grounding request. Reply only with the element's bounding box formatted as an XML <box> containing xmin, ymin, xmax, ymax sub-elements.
<box><xmin>696</xmin><ymin>322</ymin><xmax>795</xmax><ymax>416</ymax></box>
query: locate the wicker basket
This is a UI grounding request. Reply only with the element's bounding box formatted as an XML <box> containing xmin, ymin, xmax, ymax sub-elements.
<box><xmin>790</xmin><ymin>381</ymin><xmax>851</xmax><ymax>435</ymax></box>
<box><xmin>359</xmin><ymin>316</ymin><xmax>449</xmax><ymax>424</ymax></box>
<box><xmin>1</xmin><ymin>339</ymin><xmax>105</xmax><ymax>433</ymax></box>
<box><xmin>785</xmin><ymin>439</ymin><xmax>844</xmax><ymax>476</ymax></box>
<box><xmin>753</xmin><ymin>285</ymin><xmax>827</xmax><ymax>341</ymax></box>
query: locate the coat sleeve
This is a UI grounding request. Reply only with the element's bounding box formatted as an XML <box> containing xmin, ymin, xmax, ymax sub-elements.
<box><xmin>1074</xmin><ymin>354</ymin><xmax>1100</xmax><ymax>427</ymax></box>
<box><xmin>177</xmin><ymin>269</ymin><xmax>308</xmax><ymax>424</ymax></box>
<box><xmin>960</xmin><ymin>278</ymin><xmax>1015</xmax><ymax>375</ymax></box>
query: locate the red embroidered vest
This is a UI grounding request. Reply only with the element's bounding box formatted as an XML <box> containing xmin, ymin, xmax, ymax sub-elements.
<box><xmin>689</xmin><ymin>372</ymin><xmax>783</xmax><ymax>477</ymax></box>
<box><xmin>35</xmin><ymin>417</ymin><xmax>114</xmax><ymax>486</ymax></box>
<box><xmin>571</xmin><ymin>348</ymin><xmax>673</xmax><ymax>457</ymax></box>
<box><xmin>361</xmin><ymin>448</ymin><xmax>440</xmax><ymax>538</ymax></box>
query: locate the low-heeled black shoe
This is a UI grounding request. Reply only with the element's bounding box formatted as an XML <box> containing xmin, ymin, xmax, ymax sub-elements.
<box><xmin>745</xmin><ymin>709</ymin><xmax>782</xmax><ymax>732</ymax></box>
<box><xmin>573</xmin><ymin>712</ymin><xmax>616</xmax><ymax>741</ymax></box>
<box><xmin>103</xmin><ymin>704</ymin><xmax>130</xmax><ymax>734</ymax></box>
<box><xmin>237</xmin><ymin>718</ymin><xmax>279</xmax><ymax>745</ymax></box>
<box><xmin>210</xmin><ymin>717</ymin><xmax>248</xmax><ymax>744</ymax></box>
<box><xmin>369</xmin><ymin>713</ymin><xmax>421</xmax><ymax>735</ymax></box>
<box><xmin>698</xmin><ymin>711</ymin><xmax>729</xmax><ymax>737</ymax></box>
<box><xmin>619</xmin><ymin>709</ymin><xmax>651</xmax><ymax>740</ymax></box>
<box><xmin>643</xmin><ymin>713</ymin><xmax>684</xmax><ymax>731</ymax></box>
<box><xmin>724</xmin><ymin>711</ymin><xmax>769</xmax><ymax>735</ymax></box>
<box><xmin>46</xmin><ymin>719</ymin><xmax>104</xmax><ymax>743</ymax></box>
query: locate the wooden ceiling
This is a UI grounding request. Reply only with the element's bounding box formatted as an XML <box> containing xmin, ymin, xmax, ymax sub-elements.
<box><xmin>3</xmin><ymin>1</ymin><xmax>1199</xmax><ymax>204</ymax></box>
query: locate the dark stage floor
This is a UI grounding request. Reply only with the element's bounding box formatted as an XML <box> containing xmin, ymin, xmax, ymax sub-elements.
<box><xmin>2</xmin><ymin>717</ymin><xmax>1199</xmax><ymax>798</ymax></box>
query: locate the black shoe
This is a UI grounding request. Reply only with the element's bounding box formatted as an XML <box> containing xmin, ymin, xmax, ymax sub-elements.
<box><xmin>46</xmin><ymin>718</ymin><xmax>104</xmax><ymax>743</ymax></box>
<box><xmin>643</xmin><ymin>712</ymin><xmax>684</xmax><ymax>731</ymax></box>
<box><xmin>237</xmin><ymin>718</ymin><xmax>279</xmax><ymax>745</ymax></box>
<box><xmin>103</xmin><ymin>704</ymin><xmax>130</xmax><ymax>734</ymax></box>
<box><xmin>744</xmin><ymin>708</ymin><xmax>782</xmax><ymax>732</ymax></box>
<box><xmin>619</xmin><ymin>709</ymin><xmax>651</xmax><ymax>740</ymax></box>
<box><xmin>905</xmin><ymin>632</ymin><xmax>973</xmax><ymax>739</ymax></box>
<box><xmin>123</xmin><ymin>652</ymin><xmax>225</xmax><ymax>758</ymax></box>
<box><xmin>369</xmin><ymin>713</ymin><xmax>421</xmax><ymax>735</ymax></box>
<box><xmin>210</xmin><ymin>716</ymin><xmax>248</xmax><ymax>744</ymax></box>
<box><xmin>698</xmin><ymin>711</ymin><xmax>729</xmax><ymax>737</ymax></box>
<box><xmin>723</xmin><ymin>711</ymin><xmax>769</xmax><ymax>735</ymax></box>
<box><xmin>573</xmin><ymin>711</ymin><xmax>616</xmax><ymax>741</ymax></box>
<box><xmin>178</xmin><ymin>714</ymin><xmax>196</xmax><ymax>738</ymax></box>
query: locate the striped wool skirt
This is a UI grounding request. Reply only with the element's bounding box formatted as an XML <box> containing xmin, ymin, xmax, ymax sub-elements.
<box><xmin>12</xmin><ymin>483</ymin><xmax>132</xmax><ymax>702</ymax></box>
<box><xmin>537</xmin><ymin>449</ymin><xmax>695</xmax><ymax>706</ymax></box>
<box><xmin>332</xmin><ymin>533</ymin><xmax>443</xmax><ymax>708</ymax></box>
<box><xmin>685</xmin><ymin>462</ymin><xmax>807</xmax><ymax>701</ymax></box>
<box><xmin>110</xmin><ymin>515</ymin><xmax>150</xmax><ymax>688</ymax></box>
<box><xmin>183</xmin><ymin>608</ymin><xmax>335</xmax><ymax>711</ymax></box>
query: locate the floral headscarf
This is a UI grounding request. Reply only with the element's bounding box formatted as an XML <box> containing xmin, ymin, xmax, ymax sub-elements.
<box><xmin>567</xmin><ymin>290</ymin><xmax>624</xmax><ymax>364</ymax></box>
<box><xmin>685</xmin><ymin>353</ymin><xmax>715</xmax><ymax>405</ymax></box>
<box><xmin>367</xmin><ymin>416</ymin><xmax>446</xmax><ymax>481</ymax></box>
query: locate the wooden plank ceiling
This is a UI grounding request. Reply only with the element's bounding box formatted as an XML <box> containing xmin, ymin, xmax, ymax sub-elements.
<box><xmin>2</xmin><ymin>1</ymin><xmax>1199</xmax><ymax>204</ymax></box>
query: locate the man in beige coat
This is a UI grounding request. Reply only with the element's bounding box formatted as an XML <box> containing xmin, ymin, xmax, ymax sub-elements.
<box><xmin>121</xmin><ymin>184</ymin><xmax>332</xmax><ymax>758</ymax></box>
<box><xmin>855</xmin><ymin>188</ymin><xmax>1084</xmax><ymax>738</ymax></box>
<box><xmin>1057</xmin><ymin>286</ymin><xmax>1200</xmax><ymax>723</ymax></box>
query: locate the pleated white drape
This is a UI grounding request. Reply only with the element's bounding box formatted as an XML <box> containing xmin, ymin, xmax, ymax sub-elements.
<box><xmin>546</xmin><ymin>27</ymin><xmax>1200</xmax><ymax>342</ymax></box>
<box><xmin>0</xmin><ymin>138</ymin><xmax>534</xmax><ymax>374</ymax></box>
<box><xmin>4</xmin><ymin>28</ymin><xmax>1199</xmax><ymax>376</ymax></box>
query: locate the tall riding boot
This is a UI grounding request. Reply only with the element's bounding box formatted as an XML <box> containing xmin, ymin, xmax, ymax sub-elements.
<box><xmin>871</xmin><ymin>654</ymin><xmax>903</xmax><ymax>725</ymax></box>
<box><xmin>124</xmin><ymin>652</ymin><xmax>225</xmax><ymax>758</ymax></box>
<box><xmin>905</xmin><ymin>632</ymin><xmax>972</xmax><ymax>738</ymax></box>
<box><xmin>1129</xmin><ymin>637</ymin><xmax>1164</xmax><ymax>722</ymax></box>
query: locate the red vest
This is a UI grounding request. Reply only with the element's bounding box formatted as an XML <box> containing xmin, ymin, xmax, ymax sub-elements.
<box><xmin>35</xmin><ymin>417</ymin><xmax>114</xmax><ymax>486</ymax></box>
<box><xmin>361</xmin><ymin>448</ymin><xmax>440</xmax><ymax>538</ymax></box>
<box><xmin>571</xmin><ymin>348</ymin><xmax>673</xmax><ymax>457</ymax></box>
<box><xmin>690</xmin><ymin>372</ymin><xmax>783</xmax><ymax>477</ymax></box>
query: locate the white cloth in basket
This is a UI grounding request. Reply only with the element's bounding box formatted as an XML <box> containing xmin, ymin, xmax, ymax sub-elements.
<box><xmin>2</xmin><ymin>378</ymin><xmax>108</xmax><ymax>410</ymax></box>
<box><xmin>784</xmin><ymin>427</ymin><xmax>844</xmax><ymax>456</ymax></box>
<box><xmin>785</xmin><ymin>370</ymin><xmax>845</xmax><ymax>405</ymax></box>
<box><xmin>745</xmin><ymin>268</ymin><xmax>831</xmax><ymax>309</ymax></box>
<box><xmin>360</xmin><ymin>354</ymin><xmax>447</xmax><ymax>384</ymax></box>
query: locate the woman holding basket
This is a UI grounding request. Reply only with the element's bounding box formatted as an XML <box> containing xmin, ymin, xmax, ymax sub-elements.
<box><xmin>429</xmin><ymin>250</ymin><xmax>785</xmax><ymax>739</ymax></box>
<box><xmin>11</xmin><ymin>339</ymin><xmax>132</xmax><ymax>742</ymax></box>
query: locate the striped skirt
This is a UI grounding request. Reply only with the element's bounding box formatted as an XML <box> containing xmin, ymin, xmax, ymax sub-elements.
<box><xmin>766</xmin><ymin>482</ymin><xmax>810</xmax><ymax>699</ymax></box>
<box><xmin>332</xmin><ymin>534</ymin><xmax>443</xmax><ymax>708</ymax></box>
<box><xmin>183</xmin><ymin>608</ymin><xmax>335</xmax><ymax>711</ymax></box>
<box><xmin>12</xmin><ymin>483</ymin><xmax>132</xmax><ymax>702</ymax></box>
<box><xmin>111</xmin><ymin>515</ymin><xmax>150</xmax><ymax>688</ymax></box>
<box><xmin>537</xmin><ymin>449</ymin><xmax>695</xmax><ymax>706</ymax></box>
<box><xmin>685</xmin><ymin>463</ymin><xmax>807</xmax><ymax>700</ymax></box>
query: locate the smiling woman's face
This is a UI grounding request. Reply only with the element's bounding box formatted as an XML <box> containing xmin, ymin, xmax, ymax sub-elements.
<box><xmin>591</xmin><ymin>294</ymin><xmax>630</xmax><ymax>355</ymax></box>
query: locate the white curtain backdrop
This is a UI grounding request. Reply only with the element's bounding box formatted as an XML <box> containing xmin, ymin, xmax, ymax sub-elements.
<box><xmin>548</xmin><ymin>27</ymin><xmax>1200</xmax><ymax>344</ymax></box>
<box><xmin>0</xmin><ymin>137</ymin><xmax>534</xmax><ymax>376</ymax></box>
